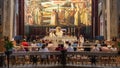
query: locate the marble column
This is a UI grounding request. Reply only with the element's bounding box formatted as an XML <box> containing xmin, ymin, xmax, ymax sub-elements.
<box><xmin>102</xmin><ymin>0</ymin><xmax>107</xmax><ymax>39</ymax></box>
<box><xmin>13</xmin><ymin>0</ymin><xmax>19</xmax><ymax>37</ymax></box>
<box><xmin>92</xmin><ymin>0</ymin><xmax>98</xmax><ymax>38</ymax></box>
<box><xmin>110</xmin><ymin>0</ymin><xmax>118</xmax><ymax>38</ymax></box>
<box><xmin>99</xmin><ymin>0</ymin><xmax>104</xmax><ymax>36</ymax></box>
<box><xmin>18</xmin><ymin>0</ymin><xmax>24</xmax><ymax>35</ymax></box>
<box><xmin>106</xmin><ymin>0</ymin><xmax>118</xmax><ymax>40</ymax></box>
<box><xmin>3</xmin><ymin>0</ymin><xmax>14</xmax><ymax>40</ymax></box>
<box><xmin>106</xmin><ymin>0</ymin><xmax>111</xmax><ymax>41</ymax></box>
<box><xmin>0</xmin><ymin>0</ymin><xmax>4</xmax><ymax>37</ymax></box>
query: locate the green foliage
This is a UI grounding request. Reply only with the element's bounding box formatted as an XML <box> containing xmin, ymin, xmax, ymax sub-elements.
<box><xmin>4</xmin><ymin>41</ymin><xmax>13</xmax><ymax>51</ymax></box>
<box><xmin>118</xmin><ymin>42</ymin><xmax>120</xmax><ymax>48</ymax></box>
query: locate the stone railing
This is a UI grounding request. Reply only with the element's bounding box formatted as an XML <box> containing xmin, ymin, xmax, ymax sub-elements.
<box><xmin>0</xmin><ymin>51</ymin><xmax>120</xmax><ymax>68</ymax></box>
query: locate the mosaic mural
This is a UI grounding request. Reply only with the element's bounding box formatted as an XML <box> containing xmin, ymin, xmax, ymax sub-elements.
<box><xmin>25</xmin><ymin>0</ymin><xmax>92</xmax><ymax>26</ymax></box>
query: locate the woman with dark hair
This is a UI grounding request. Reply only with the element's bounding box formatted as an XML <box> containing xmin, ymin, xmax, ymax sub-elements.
<box><xmin>39</xmin><ymin>44</ymin><xmax>49</xmax><ymax>64</ymax></box>
<box><xmin>72</xmin><ymin>41</ymin><xmax>78</xmax><ymax>51</ymax></box>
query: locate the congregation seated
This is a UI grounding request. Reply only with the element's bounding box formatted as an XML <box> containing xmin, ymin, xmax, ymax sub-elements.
<box><xmin>10</xmin><ymin>34</ymin><xmax>119</xmax><ymax>53</ymax></box>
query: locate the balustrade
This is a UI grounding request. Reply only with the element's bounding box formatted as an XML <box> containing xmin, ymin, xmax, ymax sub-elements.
<box><xmin>0</xmin><ymin>51</ymin><xmax>120</xmax><ymax>68</ymax></box>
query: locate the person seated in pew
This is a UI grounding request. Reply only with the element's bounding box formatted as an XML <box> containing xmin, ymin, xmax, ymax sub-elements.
<box><xmin>36</xmin><ymin>40</ymin><xmax>43</xmax><ymax>51</ymax></box>
<box><xmin>72</xmin><ymin>41</ymin><xmax>78</xmax><ymax>51</ymax></box>
<box><xmin>101</xmin><ymin>44</ymin><xmax>111</xmax><ymax>52</ymax></box>
<box><xmin>110</xmin><ymin>46</ymin><xmax>117</xmax><ymax>52</ymax></box>
<box><xmin>31</xmin><ymin>40</ymin><xmax>37</xmax><ymax>51</ymax></box>
<box><xmin>67</xmin><ymin>43</ymin><xmax>74</xmax><ymax>52</ymax></box>
<box><xmin>39</xmin><ymin>44</ymin><xmax>49</xmax><ymax>64</ymax></box>
<box><xmin>21</xmin><ymin>39</ymin><xmax>29</xmax><ymax>51</ymax></box>
<box><xmin>91</xmin><ymin>45</ymin><xmax>100</xmax><ymax>52</ymax></box>
<box><xmin>17</xmin><ymin>45</ymin><xmax>26</xmax><ymax>52</ymax></box>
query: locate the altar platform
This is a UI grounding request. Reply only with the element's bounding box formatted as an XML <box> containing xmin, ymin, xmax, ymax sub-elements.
<box><xmin>43</xmin><ymin>36</ymin><xmax>77</xmax><ymax>43</ymax></box>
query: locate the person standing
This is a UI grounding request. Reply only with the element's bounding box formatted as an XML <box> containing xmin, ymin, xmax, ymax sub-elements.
<box><xmin>49</xmin><ymin>30</ymin><xmax>56</xmax><ymax>37</ymax></box>
<box><xmin>55</xmin><ymin>27</ymin><xmax>63</xmax><ymax>37</ymax></box>
<box><xmin>79</xmin><ymin>35</ymin><xmax>84</xmax><ymax>46</ymax></box>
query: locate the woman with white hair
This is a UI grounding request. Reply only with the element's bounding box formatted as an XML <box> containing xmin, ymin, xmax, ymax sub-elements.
<box><xmin>31</xmin><ymin>40</ymin><xmax>37</xmax><ymax>51</ymax></box>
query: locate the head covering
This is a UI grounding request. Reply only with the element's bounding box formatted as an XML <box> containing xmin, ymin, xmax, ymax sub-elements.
<box><xmin>11</xmin><ymin>38</ymin><xmax>14</xmax><ymax>41</ymax></box>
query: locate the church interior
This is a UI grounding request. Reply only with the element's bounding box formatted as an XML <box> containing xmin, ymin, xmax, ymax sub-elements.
<box><xmin>0</xmin><ymin>0</ymin><xmax>120</xmax><ymax>68</ymax></box>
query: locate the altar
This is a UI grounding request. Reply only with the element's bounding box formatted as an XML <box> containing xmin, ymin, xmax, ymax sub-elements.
<box><xmin>43</xmin><ymin>36</ymin><xmax>77</xmax><ymax>44</ymax></box>
<box><xmin>43</xmin><ymin>26</ymin><xmax>77</xmax><ymax>43</ymax></box>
